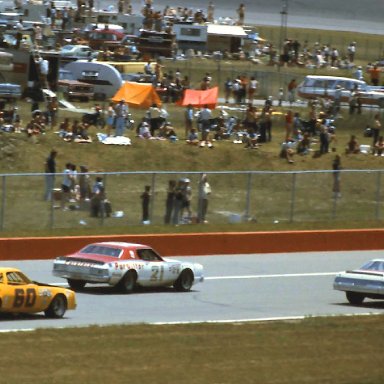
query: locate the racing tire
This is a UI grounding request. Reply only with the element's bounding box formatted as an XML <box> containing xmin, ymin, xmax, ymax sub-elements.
<box><xmin>174</xmin><ymin>269</ymin><xmax>194</xmax><ymax>292</ymax></box>
<box><xmin>67</xmin><ymin>279</ymin><xmax>86</xmax><ymax>291</ymax></box>
<box><xmin>346</xmin><ymin>291</ymin><xmax>365</xmax><ymax>305</ymax></box>
<box><xmin>118</xmin><ymin>270</ymin><xmax>137</xmax><ymax>293</ymax></box>
<box><xmin>44</xmin><ymin>294</ymin><xmax>68</xmax><ymax>318</ymax></box>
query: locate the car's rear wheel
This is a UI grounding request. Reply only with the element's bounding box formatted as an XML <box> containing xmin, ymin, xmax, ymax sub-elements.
<box><xmin>174</xmin><ymin>269</ymin><xmax>194</xmax><ymax>292</ymax></box>
<box><xmin>45</xmin><ymin>294</ymin><xmax>67</xmax><ymax>318</ymax></box>
<box><xmin>346</xmin><ymin>291</ymin><xmax>365</xmax><ymax>305</ymax></box>
<box><xmin>67</xmin><ymin>279</ymin><xmax>86</xmax><ymax>291</ymax></box>
<box><xmin>118</xmin><ymin>270</ymin><xmax>137</xmax><ymax>293</ymax></box>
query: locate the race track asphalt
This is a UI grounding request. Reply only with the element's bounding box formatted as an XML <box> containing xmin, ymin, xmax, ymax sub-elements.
<box><xmin>1</xmin><ymin>250</ymin><xmax>383</xmax><ymax>331</ymax></box>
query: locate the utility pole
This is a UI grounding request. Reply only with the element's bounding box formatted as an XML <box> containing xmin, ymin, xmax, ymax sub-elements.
<box><xmin>278</xmin><ymin>0</ymin><xmax>288</xmax><ymax>72</ymax></box>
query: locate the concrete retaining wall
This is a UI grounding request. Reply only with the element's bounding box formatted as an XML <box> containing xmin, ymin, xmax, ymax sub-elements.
<box><xmin>1</xmin><ymin>229</ymin><xmax>384</xmax><ymax>260</ymax></box>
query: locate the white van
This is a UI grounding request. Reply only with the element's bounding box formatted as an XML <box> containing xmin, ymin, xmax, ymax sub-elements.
<box><xmin>298</xmin><ymin>75</ymin><xmax>384</xmax><ymax>107</ymax></box>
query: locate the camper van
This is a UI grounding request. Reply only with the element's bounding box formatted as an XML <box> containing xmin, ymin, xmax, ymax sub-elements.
<box><xmin>63</xmin><ymin>61</ymin><xmax>123</xmax><ymax>99</ymax></box>
<box><xmin>298</xmin><ymin>75</ymin><xmax>384</xmax><ymax>107</ymax></box>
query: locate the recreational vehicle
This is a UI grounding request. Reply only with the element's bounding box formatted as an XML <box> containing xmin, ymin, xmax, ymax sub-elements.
<box><xmin>63</xmin><ymin>60</ymin><xmax>123</xmax><ymax>99</ymax></box>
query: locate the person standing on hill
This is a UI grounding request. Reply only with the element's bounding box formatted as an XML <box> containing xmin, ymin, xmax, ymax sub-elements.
<box><xmin>164</xmin><ymin>180</ymin><xmax>176</xmax><ymax>224</ymax></box>
<box><xmin>198</xmin><ymin>174</ymin><xmax>212</xmax><ymax>223</ymax></box>
<box><xmin>332</xmin><ymin>154</ymin><xmax>342</xmax><ymax>198</ymax></box>
<box><xmin>237</xmin><ymin>3</ymin><xmax>245</xmax><ymax>25</ymax></box>
<box><xmin>114</xmin><ymin>99</ymin><xmax>129</xmax><ymax>136</ymax></box>
<box><xmin>287</xmin><ymin>79</ymin><xmax>297</xmax><ymax>106</ymax></box>
<box><xmin>44</xmin><ymin>149</ymin><xmax>57</xmax><ymax>201</ymax></box>
<box><xmin>140</xmin><ymin>185</ymin><xmax>151</xmax><ymax>224</ymax></box>
<box><xmin>184</xmin><ymin>104</ymin><xmax>194</xmax><ymax>139</ymax></box>
<box><xmin>369</xmin><ymin>65</ymin><xmax>381</xmax><ymax>86</ymax></box>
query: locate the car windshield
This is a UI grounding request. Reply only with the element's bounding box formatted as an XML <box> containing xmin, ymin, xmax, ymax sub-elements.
<box><xmin>360</xmin><ymin>260</ymin><xmax>384</xmax><ymax>272</ymax></box>
<box><xmin>80</xmin><ymin>244</ymin><xmax>123</xmax><ymax>257</ymax></box>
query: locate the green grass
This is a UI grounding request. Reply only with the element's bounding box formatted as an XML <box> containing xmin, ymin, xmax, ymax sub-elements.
<box><xmin>0</xmin><ymin>315</ymin><xmax>383</xmax><ymax>384</ymax></box>
<box><xmin>0</xmin><ymin>24</ymin><xmax>383</xmax><ymax>235</ymax></box>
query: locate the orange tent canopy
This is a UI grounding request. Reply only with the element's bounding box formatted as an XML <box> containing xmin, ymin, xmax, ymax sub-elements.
<box><xmin>111</xmin><ymin>81</ymin><xmax>162</xmax><ymax>108</ymax></box>
<box><xmin>177</xmin><ymin>87</ymin><xmax>219</xmax><ymax>109</ymax></box>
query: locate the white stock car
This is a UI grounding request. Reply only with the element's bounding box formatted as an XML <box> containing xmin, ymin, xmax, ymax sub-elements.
<box><xmin>52</xmin><ymin>242</ymin><xmax>204</xmax><ymax>293</ymax></box>
<box><xmin>333</xmin><ymin>259</ymin><xmax>384</xmax><ymax>305</ymax></box>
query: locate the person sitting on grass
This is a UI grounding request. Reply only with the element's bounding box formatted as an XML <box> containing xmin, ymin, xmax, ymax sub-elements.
<box><xmin>186</xmin><ymin>128</ymin><xmax>199</xmax><ymax>145</ymax></box>
<box><xmin>345</xmin><ymin>134</ymin><xmax>360</xmax><ymax>154</ymax></box>
<box><xmin>297</xmin><ymin>132</ymin><xmax>311</xmax><ymax>155</ymax></box>
<box><xmin>280</xmin><ymin>139</ymin><xmax>296</xmax><ymax>163</ymax></box>
<box><xmin>243</xmin><ymin>127</ymin><xmax>259</xmax><ymax>149</ymax></box>
<box><xmin>373</xmin><ymin>136</ymin><xmax>384</xmax><ymax>156</ymax></box>
<box><xmin>137</xmin><ymin>121</ymin><xmax>152</xmax><ymax>139</ymax></box>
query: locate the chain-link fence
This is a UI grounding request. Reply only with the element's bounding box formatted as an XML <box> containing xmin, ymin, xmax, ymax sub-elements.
<box><xmin>1</xmin><ymin>169</ymin><xmax>384</xmax><ymax>231</ymax></box>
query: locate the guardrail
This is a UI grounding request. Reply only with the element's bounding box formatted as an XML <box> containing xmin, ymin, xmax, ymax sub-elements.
<box><xmin>1</xmin><ymin>229</ymin><xmax>384</xmax><ymax>260</ymax></box>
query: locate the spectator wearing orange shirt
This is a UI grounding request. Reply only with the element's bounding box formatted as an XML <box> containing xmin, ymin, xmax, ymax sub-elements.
<box><xmin>369</xmin><ymin>65</ymin><xmax>381</xmax><ymax>86</ymax></box>
<box><xmin>285</xmin><ymin>109</ymin><xmax>293</xmax><ymax>141</ymax></box>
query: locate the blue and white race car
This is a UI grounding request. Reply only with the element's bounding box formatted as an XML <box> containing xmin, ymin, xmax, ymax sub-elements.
<box><xmin>333</xmin><ymin>259</ymin><xmax>384</xmax><ymax>305</ymax></box>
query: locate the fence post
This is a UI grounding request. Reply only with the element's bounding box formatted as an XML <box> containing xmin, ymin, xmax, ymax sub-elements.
<box><xmin>100</xmin><ymin>173</ymin><xmax>107</xmax><ymax>226</ymax></box>
<box><xmin>375</xmin><ymin>170</ymin><xmax>382</xmax><ymax>220</ymax></box>
<box><xmin>244</xmin><ymin>172</ymin><xmax>252</xmax><ymax>220</ymax></box>
<box><xmin>49</xmin><ymin>189</ymin><xmax>55</xmax><ymax>230</ymax></box>
<box><xmin>150</xmin><ymin>172</ymin><xmax>156</xmax><ymax>223</ymax></box>
<box><xmin>0</xmin><ymin>175</ymin><xmax>6</xmax><ymax>231</ymax></box>
<box><xmin>289</xmin><ymin>173</ymin><xmax>297</xmax><ymax>223</ymax></box>
<box><xmin>331</xmin><ymin>193</ymin><xmax>338</xmax><ymax>220</ymax></box>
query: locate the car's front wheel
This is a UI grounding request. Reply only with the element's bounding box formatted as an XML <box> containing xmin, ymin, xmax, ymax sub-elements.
<box><xmin>346</xmin><ymin>291</ymin><xmax>365</xmax><ymax>305</ymax></box>
<box><xmin>45</xmin><ymin>294</ymin><xmax>67</xmax><ymax>318</ymax></box>
<box><xmin>118</xmin><ymin>270</ymin><xmax>137</xmax><ymax>293</ymax></box>
<box><xmin>174</xmin><ymin>269</ymin><xmax>194</xmax><ymax>292</ymax></box>
<box><xmin>67</xmin><ymin>279</ymin><xmax>86</xmax><ymax>291</ymax></box>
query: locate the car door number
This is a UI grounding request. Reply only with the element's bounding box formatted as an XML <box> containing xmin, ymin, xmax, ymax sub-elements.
<box><xmin>13</xmin><ymin>288</ymin><xmax>36</xmax><ymax>308</ymax></box>
<box><xmin>151</xmin><ymin>266</ymin><xmax>164</xmax><ymax>281</ymax></box>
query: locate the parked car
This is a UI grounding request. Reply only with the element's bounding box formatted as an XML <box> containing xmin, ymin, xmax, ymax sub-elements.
<box><xmin>298</xmin><ymin>75</ymin><xmax>384</xmax><ymax>108</ymax></box>
<box><xmin>0</xmin><ymin>267</ymin><xmax>76</xmax><ymax>318</ymax></box>
<box><xmin>87</xmin><ymin>29</ymin><xmax>126</xmax><ymax>50</ymax></box>
<box><xmin>52</xmin><ymin>241</ymin><xmax>204</xmax><ymax>293</ymax></box>
<box><xmin>0</xmin><ymin>83</ymin><xmax>21</xmax><ymax>99</ymax></box>
<box><xmin>60</xmin><ymin>44</ymin><xmax>98</xmax><ymax>59</ymax></box>
<box><xmin>0</xmin><ymin>12</ymin><xmax>22</xmax><ymax>30</ymax></box>
<box><xmin>61</xmin><ymin>80</ymin><xmax>94</xmax><ymax>102</ymax></box>
<box><xmin>333</xmin><ymin>258</ymin><xmax>384</xmax><ymax>305</ymax></box>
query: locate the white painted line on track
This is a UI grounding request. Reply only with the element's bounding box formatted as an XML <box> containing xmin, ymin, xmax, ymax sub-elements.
<box><xmin>205</xmin><ymin>272</ymin><xmax>337</xmax><ymax>280</ymax></box>
<box><xmin>1</xmin><ymin>312</ymin><xmax>381</xmax><ymax>333</ymax></box>
<box><xmin>49</xmin><ymin>272</ymin><xmax>338</xmax><ymax>287</ymax></box>
<box><xmin>0</xmin><ymin>328</ymin><xmax>35</xmax><ymax>333</ymax></box>
<box><xmin>151</xmin><ymin>312</ymin><xmax>383</xmax><ymax>325</ymax></box>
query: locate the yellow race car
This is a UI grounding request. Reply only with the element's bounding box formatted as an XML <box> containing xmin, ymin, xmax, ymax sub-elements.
<box><xmin>0</xmin><ymin>267</ymin><xmax>76</xmax><ymax>318</ymax></box>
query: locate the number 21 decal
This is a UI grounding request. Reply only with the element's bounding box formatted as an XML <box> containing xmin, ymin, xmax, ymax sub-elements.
<box><xmin>151</xmin><ymin>266</ymin><xmax>164</xmax><ymax>281</ymax></box>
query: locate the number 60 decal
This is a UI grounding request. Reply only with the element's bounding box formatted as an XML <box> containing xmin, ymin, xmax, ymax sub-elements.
<box><xmin>13</xmin><ymin>288</ymin><xmax>36</xmax><ymax>308</ymax></box>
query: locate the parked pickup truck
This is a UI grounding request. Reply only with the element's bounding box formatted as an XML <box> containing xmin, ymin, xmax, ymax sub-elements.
<box><xmin>298</xmin><ymin>75</ymin><xmax>384</xmax><ymax>108</ymax></box>
<box><xmin>0</xmin><ymin>83</ymin><xmax>22</xmax><ymax>99</ymax></box>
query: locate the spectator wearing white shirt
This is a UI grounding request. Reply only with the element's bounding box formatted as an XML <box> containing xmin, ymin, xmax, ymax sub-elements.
<box><xmin>199</xmin><ymin>105</ymin><xmax>212</xmax><ymax>141</ymax></box>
